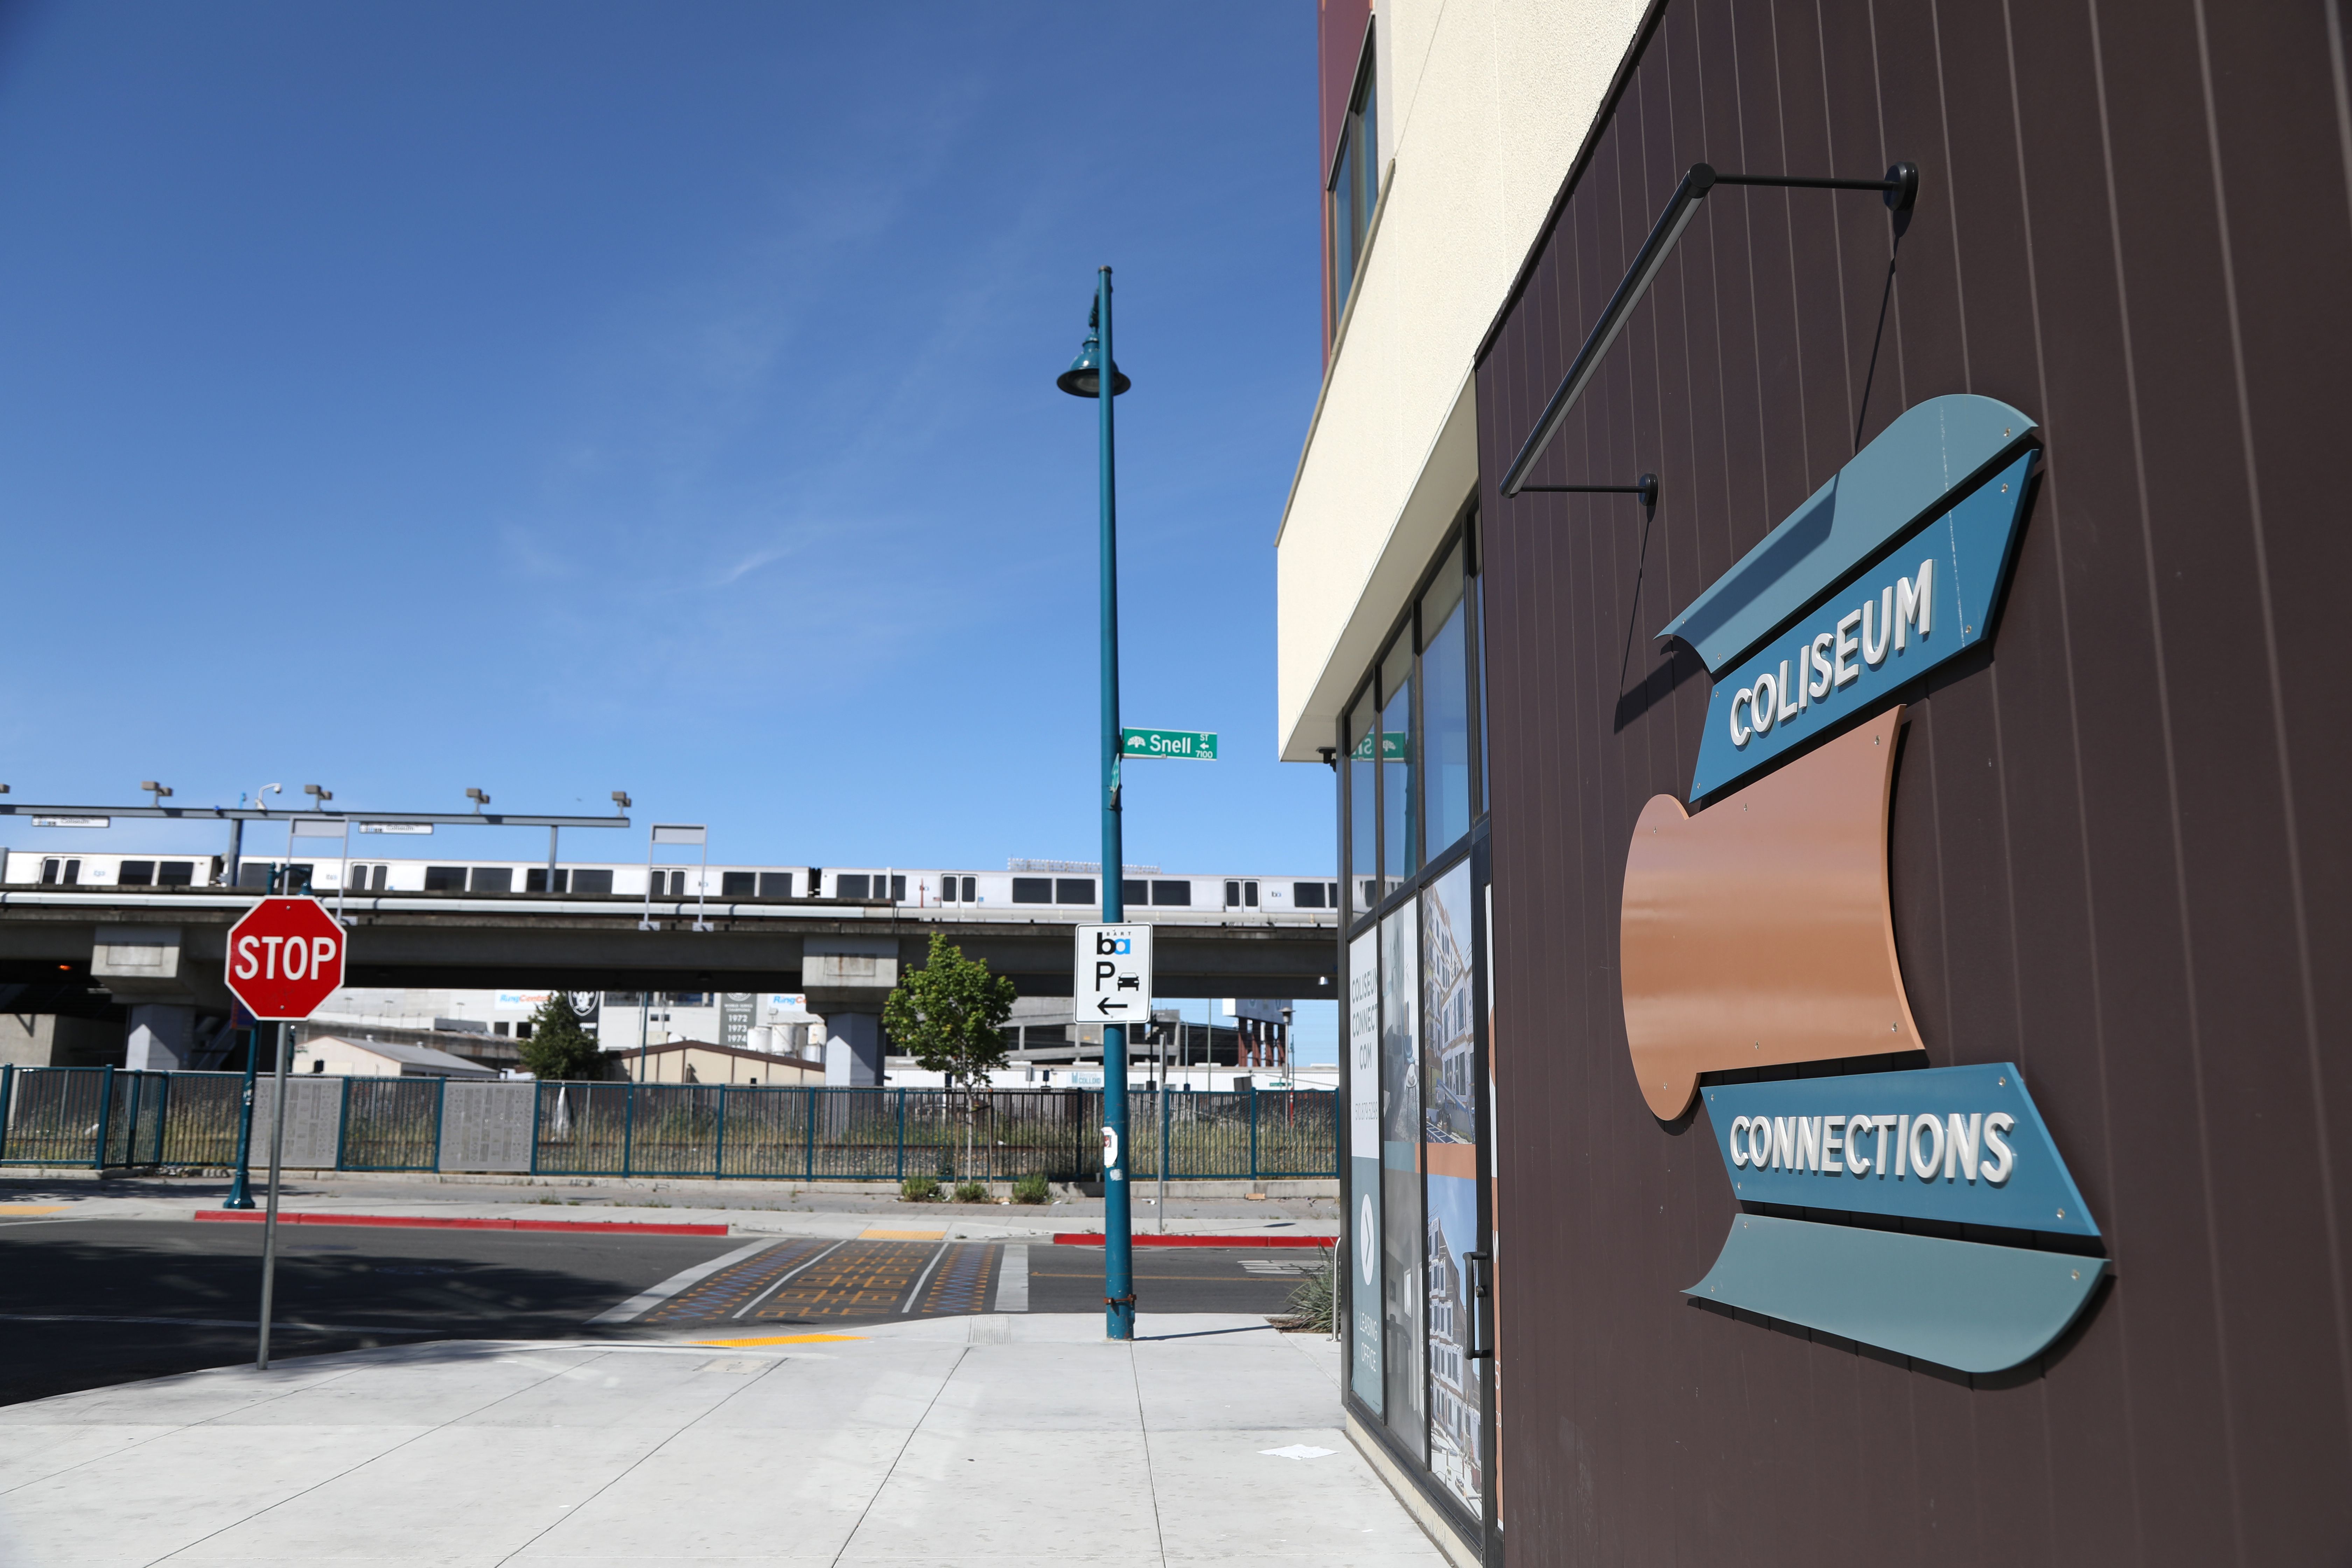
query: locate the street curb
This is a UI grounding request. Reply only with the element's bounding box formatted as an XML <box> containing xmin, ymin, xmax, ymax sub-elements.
<box><xmin>192</xmin><ymin>1211</ymin><xmax>729</xmax><ymax>1237</ymax></box>
<box><xmin>1049</xmin><ymin>1232</ymin><xmax>1337</xmax><ymax>1248</ymax></box>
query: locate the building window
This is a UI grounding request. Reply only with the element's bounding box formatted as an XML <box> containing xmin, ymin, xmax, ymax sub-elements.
<box><xmin>470</xmin><ymin>867</ymin><xmax>513</xmax><ymax>894</ymax></box>
<box><xmin>158</xmin><ymin>861</ymin><xmax>195</xmax><ymax>887</ymax></box>
<box><xmin>1012</xmin><ymin>877</ymin><xmax>1053</xmax><ymax>905</ymax></box>
<box><xmin>758</xmin><ymin>872</ymin><xmax>793</xmax><ymax>898</ymax></box>
<box><xmin>425</xmin><ymin>866</ymin><xmax>466</xmax><ymax>892</ymax></box>
<box><xmin>1420</xmin><ymin>540</ymin><xmax>1473</xmax><ymax>856</ymax></box>
<box><xmin>1150</xmin><ymin>880</ymin><xmax>1191</xmax><ymax>906</ymax></box>
<box><xmin>1328</xmin><ymin>35</ymin><xmax>1379</xmax><ymax>340</ymax></box>
<box><xmin>118</xmin><ymin>861</ymin><xmax>155</xmax><ymax>887</ymax></box>
<box><xmin>1379</xmin><ymin>635</ymin><xmax>1415</xmax><ymax>889</ymax></box>
<box><xmin>1056</xmin><ymin>877</ymin><xmax>1095</xmax><ymax>905</ymax></box>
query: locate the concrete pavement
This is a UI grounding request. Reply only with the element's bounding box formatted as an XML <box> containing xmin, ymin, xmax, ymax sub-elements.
<box><xmin>0</xmin><ymin>1316</ymin><xmax>1443</xmax><ymax>1566</ymax></box>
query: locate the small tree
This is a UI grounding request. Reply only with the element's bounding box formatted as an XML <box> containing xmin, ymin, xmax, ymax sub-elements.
<box><xmin>519</xmin><ymin>992</ymin><xmax>605</xmax><ymax>1082</ymax></box>
<box><xmin>884</xmin><ymin>932</ymin><xmax>1016</xmax><ymax>1180</ymax></box>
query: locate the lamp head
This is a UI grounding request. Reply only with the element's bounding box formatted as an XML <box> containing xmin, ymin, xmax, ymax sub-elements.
<box><xmin>141</xmin><ymin>780</ymin><xmax>172</xmax><ymax>802</ymax></box>
<box><xmin>465</xmin><ymin>787</ymin><xmax>489</xmax><ymax>811</ymax></box>
<box><xmin>1055</xmin><ymin>319</ymin><xmax>1130</xmax><ymax>399</ymax></box>
<box><xmin>303</xmin><ymin>784</ymin><xmax>332</xmax><ymax>802</ymax></box>
<box><xmin>611</xmin><ymin>791</ymin><xmax>632</xmax><ymax>810</ymax></box>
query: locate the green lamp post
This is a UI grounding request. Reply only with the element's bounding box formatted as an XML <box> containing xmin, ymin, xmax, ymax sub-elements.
<box><xmin>1058</xmin><ymin>266</ymin><xmax>1135</xmax><ymax>1340</ymax></box>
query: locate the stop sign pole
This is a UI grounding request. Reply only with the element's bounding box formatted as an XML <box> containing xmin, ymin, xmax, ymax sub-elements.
<box><xmin>222</xmin><ymin>897</ymin><xmax>348</xmax><ymax>1371</ymax></box>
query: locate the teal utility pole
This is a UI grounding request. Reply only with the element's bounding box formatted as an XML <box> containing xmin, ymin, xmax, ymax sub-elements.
<box><xmin>1059</xmin><ymin>266</ymin><xmax>1135</xmax><ymax>1339</ymax></box>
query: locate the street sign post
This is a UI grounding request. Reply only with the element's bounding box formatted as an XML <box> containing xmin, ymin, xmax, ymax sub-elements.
<box><xmin>1120</xmin><ymin>727</ymin><xmax>1217</xmax><ymax>761</ymax></box>
<box><xmin>223</xmin><ymin>897</ymin><xmax>348</xmax><ymax>1371</ymax></box>
<box><xmin>1076</xmin><ymin>923</ymin><xmax>1154</xmax><ymax>1026</ymax></box>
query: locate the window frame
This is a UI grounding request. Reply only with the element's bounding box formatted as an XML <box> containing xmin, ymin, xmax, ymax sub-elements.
<box><xmin>1341</xmin><ymin>498</ymin><xmax>1488</xmax><ymax>941</ymax></box>
<box><xmin>1326</xmin><ymin>25</ymin><xmax>1380</xmax><ymax>342</ymax></box>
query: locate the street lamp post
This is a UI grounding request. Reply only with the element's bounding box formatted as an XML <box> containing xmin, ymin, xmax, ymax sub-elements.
<box><xmin>1059</xmin><ymin>266</ymin><xmax>1135</xmax><ymax>1340</ymax></box>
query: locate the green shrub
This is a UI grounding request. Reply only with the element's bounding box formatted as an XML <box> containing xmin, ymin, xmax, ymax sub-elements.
<box><xmin>1282</xmin><ymin>1246</ymin><xmax>1337</xmax><ymax>1333</ymax></box>
<box><xmin>1011</xmin><ymin>1172</ymin><xmax>1050</xmax><ymax>1205</ymax></box>
<box><xmin>953</xmin><ymin>1180</ymin><xmax>988</xmax><ymax>1204</ymax></box>
<box><xmin>901</xmin><ymin>1175</ymin><xmax>940</xmax><ymax>1202</ymax></box>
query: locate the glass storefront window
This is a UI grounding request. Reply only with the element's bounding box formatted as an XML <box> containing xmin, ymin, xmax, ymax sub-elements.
<box><xmin>1348</xmin><ymin>929</ymin><xmax>1382</xmax><ymax>1411</ymax></box>
<box><xmin>1349</xmin><ymin>692</ymin><xmax>1378</xmax><ymax>918</ymax></box>
<box><xmin>1378</xmin><ymin>901</ymin><xmax>1423</xmax><ymax>1455</ymax></box>
<box><xmin>1420</xmin><ymin>541</ymin><xmax>1471</xmax><ymax>856</ymax></box>
<box><xmin>1336</xmin><ymin>518</ymin><xmax>1492</xmax><ymax>1543</ymax></box>
<box><xmin>1380</xmin><ymin>635</ymin><xmax>1415</xmax><ymax>890</ymax></box>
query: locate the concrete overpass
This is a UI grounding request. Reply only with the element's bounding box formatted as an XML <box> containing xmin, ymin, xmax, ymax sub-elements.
<box><xmin>0</xmin><ymin>887</ymin><xmax>1338</xmax><ymax>1076</ymax></box>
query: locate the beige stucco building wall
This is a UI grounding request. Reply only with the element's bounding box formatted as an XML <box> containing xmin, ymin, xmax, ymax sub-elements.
<box><xmin>1275</xmin><ymin>0</ymin><xmax>1648</xmax><ymax>760</ymax></box>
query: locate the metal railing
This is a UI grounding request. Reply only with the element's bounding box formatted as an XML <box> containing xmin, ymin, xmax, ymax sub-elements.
<box><xmin>0</xmin><ymin>1066</ymin><xmax>1339</xmax><ymax>1184</ymax></box>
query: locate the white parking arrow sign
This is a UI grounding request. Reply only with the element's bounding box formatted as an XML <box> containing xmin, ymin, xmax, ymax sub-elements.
<box><xmin>1076</xmin><ymin>924</ymin><xmax>1154</xmax><ymax>1024</ymax></box>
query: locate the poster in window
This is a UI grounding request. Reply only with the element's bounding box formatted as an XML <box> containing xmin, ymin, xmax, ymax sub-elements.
<box><xmin>1421</xmin><ymin>861</ymin><xmax>1482</xmax><ymax>1512</ymax></box>
<box><xmin>1348</xmin><ymin>927</ymin><xmax>1382</xmax><ymax>1410</ymax></box>
<box><xmin>1379</xmin><ymin>903</ymin><xmax>1423</xmax><ymax>1455</ymax></box>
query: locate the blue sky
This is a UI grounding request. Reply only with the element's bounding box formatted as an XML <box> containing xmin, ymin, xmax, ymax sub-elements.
<box><xmin>0</xmin><ymin>3</ymin><xmax>1332</xmax><ymax>883</ymax></box>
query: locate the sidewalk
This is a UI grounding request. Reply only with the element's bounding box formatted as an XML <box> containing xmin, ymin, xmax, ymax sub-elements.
<box><xmin>0</xmin><ymin>1317</ymin><xmax>1444</xmax><ymax>1566</ymax></box>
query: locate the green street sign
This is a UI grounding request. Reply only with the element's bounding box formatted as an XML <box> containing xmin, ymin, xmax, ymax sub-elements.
<box><xmin>1122</xmin><ymin>727</ymin><xmax>1218</xmax><ymax>761</ymax></box>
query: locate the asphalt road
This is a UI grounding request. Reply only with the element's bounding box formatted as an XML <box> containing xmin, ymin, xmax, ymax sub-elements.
<box><xmin>0</xmin><ymin>1222</ymin><xmax>1331</xmax><ymax>1406</ymax></box>
<box><xmin>0</xmin><ymin>1218</ymin><xmax>744</xmax><ymax>1405</ymax></box>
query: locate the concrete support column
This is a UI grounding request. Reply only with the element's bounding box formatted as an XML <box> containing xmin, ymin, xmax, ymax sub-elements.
<box><xmin>823</xmin><ymin>1012</ymin><xmax>884</xmax><ymax>1087</ymax></box>
<box><xmin>125</xmin><ymin>1004</ymin><xmax>196</xmax><ymax>1071</ymax></box>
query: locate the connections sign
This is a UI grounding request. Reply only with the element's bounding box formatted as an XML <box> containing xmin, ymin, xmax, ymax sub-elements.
<box><xmin>1622</xmin><ymin>394</ymin><xmax>2104</xmax><ymax>1375</ymax></box>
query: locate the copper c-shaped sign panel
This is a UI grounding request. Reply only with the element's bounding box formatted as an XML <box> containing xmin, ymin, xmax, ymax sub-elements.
<box><xmin>1619</xmin><ymin>706</ymin><xmax>1921</xmax><ymax>1120</ymax></box>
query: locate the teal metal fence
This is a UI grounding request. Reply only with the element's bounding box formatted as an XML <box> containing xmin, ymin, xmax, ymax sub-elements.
<box><xmin>0</xmin><ymin>1066</ymin><xmax>1339</xmax><ymax>1183</ymax></box>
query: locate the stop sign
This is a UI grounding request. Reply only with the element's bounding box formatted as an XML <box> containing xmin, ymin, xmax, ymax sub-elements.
<box><xmin>225</xmin><ymin>898</ymin><xmax>348</xmax><ymax>1020</ymax></box>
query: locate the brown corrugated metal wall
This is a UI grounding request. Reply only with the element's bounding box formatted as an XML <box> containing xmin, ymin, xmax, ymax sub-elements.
<box><xmin>1473</xmin><ymin>1</ymin><xmax>2352</xmax><ymax>1560</ymax></box>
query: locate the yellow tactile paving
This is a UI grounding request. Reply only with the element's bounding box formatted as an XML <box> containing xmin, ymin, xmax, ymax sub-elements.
<box><xmin>690</xmin><ymin>1333</ymin><xmax>865</xmax><ymax>1347</ymax></box>
<box><xmin>858</xmin><ymin>1228</ymin><xmax>944</xmax><ymax>1240</ymax></box>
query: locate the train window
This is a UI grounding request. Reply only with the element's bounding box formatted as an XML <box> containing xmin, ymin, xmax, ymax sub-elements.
<box><xmin>41</xmin><ymin>858</ymin><xmax>80</xmax><ymax>885</ymax></box>
<box><xmin>1056</xmin><ymin>877</ymin><xmax>1094</xmax><ymax>904</ymax></box>
<box><xmin>759</xmin><ymin>872</ymin><xmax>793</xmax><ymax>897</ymax></box>
<box><xmin>526</xmin><ymin>869</ymin><xmax>570</xmax><ymax>892</ymax></box>
<box><xmin>1244</xmin><ymin>881</ymin><xmax>1258</xmax><ymax>907</ymax></box>
<box><xmin>837</xmin><ymin>874</ymin><xmax>871</xmax><ymax>899</ymax></box>
<box><xmin>1225</xmin><ymin>880</ymin><xmax>1239</xmax><ymax>905</ymax></box>
<box><xmin>574</xmin><ymin>868</ymin><xmax>614</xmax><ymax>895</ymax></box>
<box><xmin>118</xmin><ymin>861</ymin><xmax>156</xmax><ymax>887</ymax></box>
<box><xmin>1122</xmin><ymin>878</ymin><xmax>1149</xmax><ymax>908</ymax></box>
<box><xmin>425</xmin><ymin>866</ymin><xmax>467</xmax><ymax>892</ymax></box>
<box><xmin>1329</xmin><ymin>881</ymin><xmax>1340</xmax><ymax>907</ymax></box>
<box><xmin>889</xmin><ymin>875</ymin><xmax>907</xmax><ymax>901</ymax></box>
<box><xmin>721</xmin><ymin>871</ymin><xmax>756</xmax><ymax>897</ymax></box>
<box><xmin>1012</xmin><ymin>877</ymin><xmax>1053</xmax><ymax>904</ymax></box>
<box><xmin>470</xmin><ymin>867</ymin><xmax>514</xmax><ymax>894</ymax></box>
<box><xmin>158</xmin><ymin>861</ymin><xmax>195</xmax><ymax>887</ymax></box>
<box><xmin>285</xmin><ymin>864</ymin><xmax>314</xmax><ymax>892</ymax></box>
<box><xmin>238</xmin><ymin>863</ymin><xmax>273</xmax><ymax>888</ymax></box>
<box><xmin>1293</xmin><ymin>881</ymin><xmax>1328</xmax><ymax>909</ymax></box>
<box><xmin>1150</xmin><ymin>880</ymin><xmax>1191</xmax><ymax>906</ymax></box>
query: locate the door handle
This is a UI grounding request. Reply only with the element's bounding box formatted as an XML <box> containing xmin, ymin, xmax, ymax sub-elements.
<box><xmin>1464</xmin><ymin>1250</ymin><xmax>1492</xmax><ymax>1360</ymax></box>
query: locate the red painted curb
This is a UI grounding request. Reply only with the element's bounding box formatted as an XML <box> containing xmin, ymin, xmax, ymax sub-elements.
<box><xmin>193</xmin><ymin>1211</ymin><xmax>728</xmax><ymax>1237</ymax></box>
<box><xmin>1050</xmin><ymin>1232</ymin><xmax>1338</xmax><ymax>1248</ymax></box>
